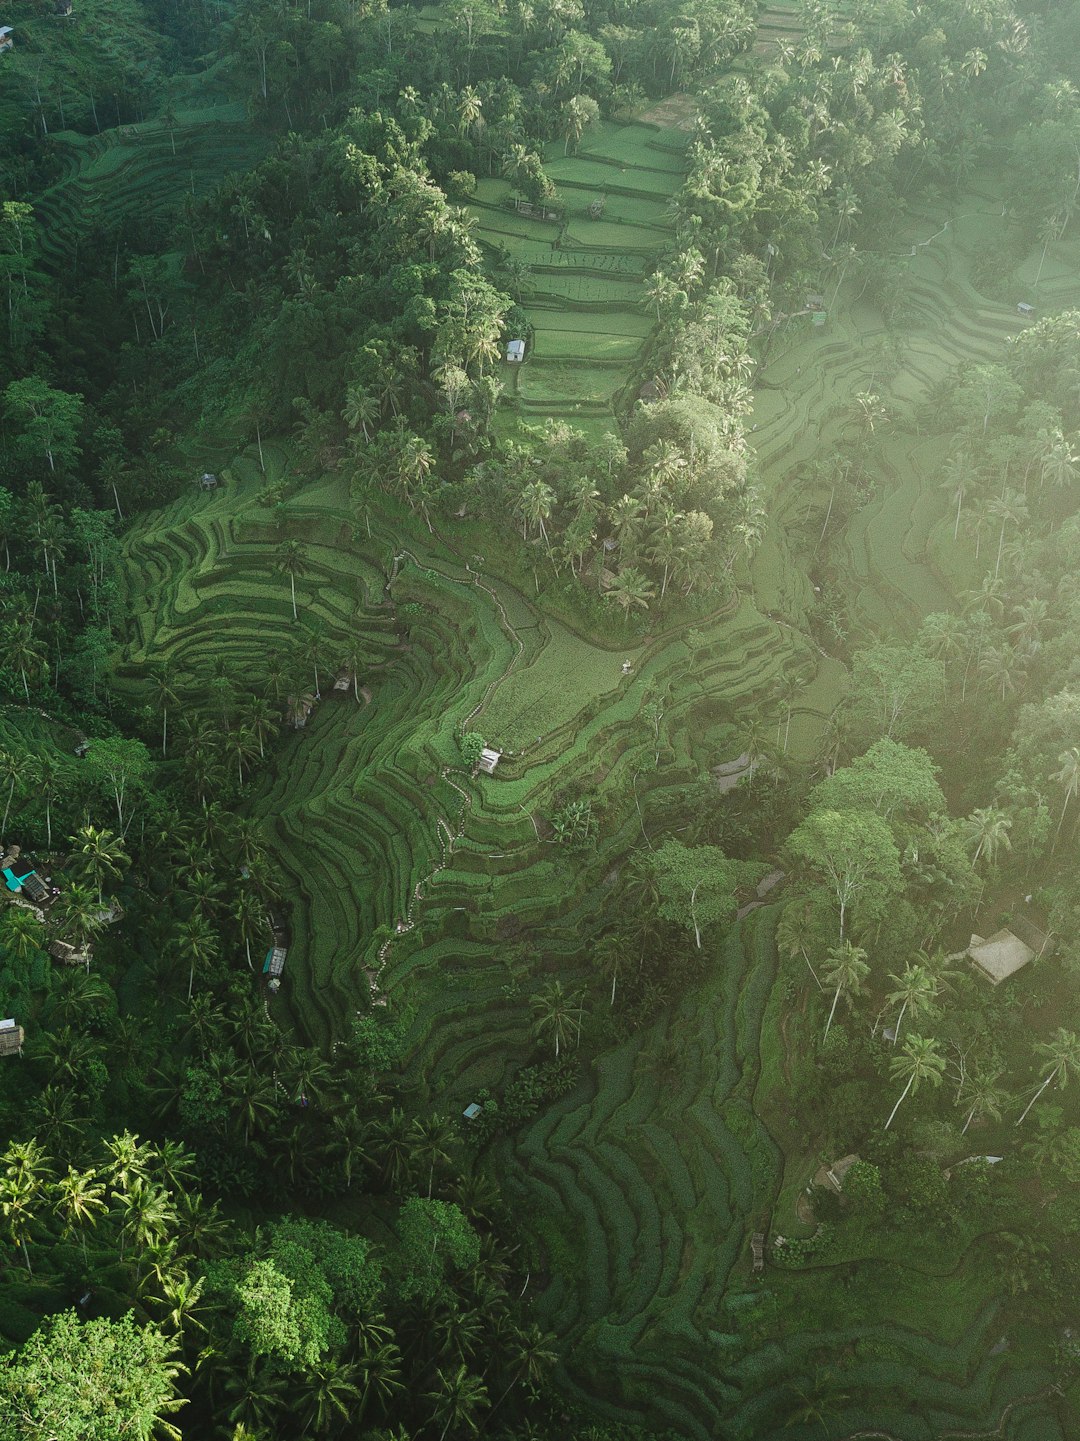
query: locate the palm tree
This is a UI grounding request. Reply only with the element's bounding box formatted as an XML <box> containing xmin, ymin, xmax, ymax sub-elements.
<box><xmin>1016</xmin><ymin>1028</ymin><xmax>1080</xmax><ymax>1125</ymax></box>
<box><xmin>238</xmin><ymin>694</ymin><xmax>277</xmax><ymax>759</ymax></box>
<box><xmin>149</xmin><ymin>666</ymin><xmax>179</xmax><ymax>758</ymax></box>
<box><xmin>1</xmin><ymin>906</ymin><xmax>46</xmax><ymax>965</ymax></box>
<box><xmin>884</xmin><ymin>962</ymin><xmax>938</xmax><ymax>1045</ymax></box>
<box><xmin>425</xmin><ymin>1363</ymin><xmax>490</xmax><ymax>1441</ymax></box>
<box><xmin>54</xmin><ymin>1165</ymin><xmax>107</xmax><ymax>1265</ymax></box>
<box><xmin>299</xmin><ymin>1359</ymin><xmax>363</xmax><ymax>1435</ymax></box>
<box><xmin>964</xmin><ymin>805</ymin><xmax>1012</xmax><ymax>869</ymax></box>
<box><xmin>1052</xmin><ymin>747</ymin><xmax>1080</xmax><ymax>851</ymax></box>
<box><xmin>71</xmin><ymin>825</ymin><xmax>129</xmax><ymax>904</ymax></box>
<box><xmin>0</xmin><ymin>1138</ymin><xmax>53</xmax><ymax>1275</ymax></box>
<box><xmin>230</xmin><ymin>889</ymin><xmax>265</xmax><ymax>971</ymax></box>
<box><xmin>821</xmin><ymin>940</ymin><xmax>869</xmax><ymax>1043</ymax></box>
<box><xmin>0</xmin><ymin>748</ymin><xmax>21</xmax><ymax>838</ymax></box>
<box><xmin>884</xmin><ymin>1034</ymin><xmax>945</xmax><ymax>1129</ymax></box>
<box><xmin>409</xmin><ymin>1115</ymin><xmax>456</xmax><ymax>1199</ymax></box>
<box><xmin>530</xmin><ymin>979</ymin><xmax>582</xmax><ymax>1059</ymax></box>
<box><xmin>342</xmin><ymin>385</ymin><xmax>378</xmax><ymax>442</ymax></box>
<box><xmin>52</xmin><ymin>882</ymin><xmax>103</xmax><ymax>963</ymax></box>
<box><xmin>225</xmin><ymin>726</ymin><xmax>260</xmax><ymax>787</ymax></box>
<box><xmin>274</xmin><ymin>539</ymin><xmax>308</xmax><ymax>621</ymax></box>
<box><xmin>177</xmin><ymin>913</ymin><xmax>220</xmax><ymax>1002</ymax></box>
<box><xmin>606</xmin><ymin>567</ymin><xmax>655</xmax><ymax>616</ymax></box>
<box><xmin>957</xmin><ymin>1068</ymin><xmax>1007</xmax><ymax>1135</ymax></box>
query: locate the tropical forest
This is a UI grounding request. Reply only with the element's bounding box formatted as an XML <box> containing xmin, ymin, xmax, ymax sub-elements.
<box><xmin>3</xmin><ymin>0</ymin><xmax>1080</xmax><ymax>1435</ymax></box>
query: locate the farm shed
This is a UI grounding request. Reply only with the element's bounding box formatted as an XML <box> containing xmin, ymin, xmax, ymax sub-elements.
<box><xmin>286</xmin><ymin>693</ymin><xmax>316</xmax><ymax>728</ymax></box>
<box><xmin>49</xmin><ymin>939</ymin><xmax>91</xmax><ymax>967</ymax></box>
<box><xmin>0</xmin><ymin>1019</ymin><xmax>23</xmax><ymax>1057</ymax></box>
<box><xmin>0</xmin><ymin>27</ymin><xmax>13</xmax><ymax>51</ymax></box>
<box><xmin>1017</xmin><ymin>302</ymin><xmax>1035</xmax><ymax>316</ymax></box>
<box><xmin>506</xmin><ymin>339</ymin><xmax>526</xmax><ymax>363</ymax></box>
<box><xmin>967</xmin><ymin>928</ymin><xmax>1035</xmax><ymax>985</ymax></box>
<box><xmin>263</xmin><ymin>945</ymin><xmax>287</xmax><ymax>977</ymax></box>
<box><xmin>812</xmin><ymin>1153</ymin><xmax>860</xmax><ymax>1194</ymax></box>
<box><xmin>54</xmin><ymin>0</ymin><xmax>73</xmax><ymax>15</ymax></box>
<box><xmin>478</xmin><ymin>747</ymin><xmax>502</xmax><ymax>774</ymax></box>
<box><xmin>199</xmin><ymin>472</ymin><xmax>219</xmax><ymax>490</ymax></box>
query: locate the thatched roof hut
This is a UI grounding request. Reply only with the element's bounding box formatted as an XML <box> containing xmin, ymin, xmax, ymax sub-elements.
<box><xmin>967</xmin><ymin>929</ymin><xmax>1036</xmax><ymax>985</ymax></box>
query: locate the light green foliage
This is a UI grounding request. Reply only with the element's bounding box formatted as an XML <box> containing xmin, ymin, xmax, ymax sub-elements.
<box><xmin>231</xmin><ymin>1255</ymin><xmax>336</xmax><ymax>1369</ymax></box>
<box><xmin>845</xmin><ymin>645</ymin><xmax>941</xmax><ymax>746</ymax></box>
<box><xmin>810</xmin><ymin>739</ymin><xmax>944</xmax><ymax>824</ymax></box>
<box><xmin>83</xmin><ymin>737</ymin><xmax>152</xmax><ymax>836</ymax></box>
<box><xmin>460</xmin><ymin>732</ymin><xmax>486</xmax><ymax>766</ymax></box>
<box><xmin>2</xmin><ymin>377</ymin><xmax>84</xmax><ymax>475</ymax></box>
<box><xmin>0</xmin><ymin>1311</ymin><xmax>184</xmax><ymax>1440</ymax></box>
<box><xmin>785</xmin><ymin>809</ymin><xmax>902</xmax><ymax>939</ymax></box>
<box><xmin>269</xmin><ymin>1218</ymin><xmax>382</xmax><ymax>1315</ymax></box>
<box><xmin>396</xmin><ymin>1198</ymin><xmax>480</xmax><ymax>1303</ymax></box>
<box><xmin>649</xmin><ymin>840</ymin><xmax>765</xmax><ymax>948</ymax></box>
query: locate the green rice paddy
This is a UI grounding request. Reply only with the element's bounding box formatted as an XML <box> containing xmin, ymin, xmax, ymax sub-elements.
<box><xmin>111</xmin><ymin>95</ymin><xmax>1080</xmax><ymax>1435</ymax></box>
<box><xmin>470</xmin><ymin>119</ymin><xmax>686</xmax><ymax>431</ymax></box>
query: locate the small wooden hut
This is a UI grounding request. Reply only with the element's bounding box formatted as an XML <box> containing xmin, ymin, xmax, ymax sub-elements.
<box><xmin>0</xmin><ymin>1019</ymin><xmax>23</xmax><ymax>1056</ymax></box>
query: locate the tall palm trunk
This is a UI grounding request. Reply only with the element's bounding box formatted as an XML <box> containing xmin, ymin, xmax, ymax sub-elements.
<box><xmin>884</xmin><ymin>1072</ymin><xmax>915</xmax><ymax>1129</ymax></box>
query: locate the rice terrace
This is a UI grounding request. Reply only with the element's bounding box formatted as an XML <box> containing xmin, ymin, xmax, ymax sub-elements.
<box><xmin>2</xmin><ymin>0</ymin><xmax>1080</xmax><ymax>1439</ymax></box>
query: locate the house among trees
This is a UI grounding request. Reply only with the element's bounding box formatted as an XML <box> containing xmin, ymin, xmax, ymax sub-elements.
<box><xmin>263</xmin><ymin>944</ymin><xmax>287</xmax><ymax>979</ymax></box>
<box><xmin>506</xmin><ymin>340</ymin><xmax>526</xmax><ymax>364</ymax></box>
<box><xmin>54</xmin><ymin>0</ymin><xmax>73</xmax><ymax>16</ymax></box>
<box><xmin>49</xmin><ymin>939</ymin><xmax>92</xmax><ymax>967</ymax></box>
<box><xmin>0</xmin><ymin>1019</ymin><xmax>24</xmax><ymax>1057</ymax></box>
<box><xmin>0</xmin><ymin>27</ymin><xmax>14</xmax><ymax>52</ymax></box>
<box><xmin>966</xmin><ymin>921</ymin><xmax>1050</xmax><ymax>984</ymax></box>
<box><xmin>1</xmin><ymin>849</ymin><xmax>50</xmax><ymax>903</ymax></box>
<box><xmin>478</xmin><ymin>747</ymin><xmax>502</xmax><ymax>774</ymax></box>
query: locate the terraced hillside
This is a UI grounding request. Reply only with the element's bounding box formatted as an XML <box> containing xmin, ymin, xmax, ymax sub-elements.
<box><xmin>508</xmin><ymin>912</ymin><xmax>1060</xmax><ymax>1440</ymax></box>
<box><xmin>111</xmin><ymin>133</ymin><xmax>1078</xmax><ymax>1437</ymax></box>
<box><xmin>471</xmin><ymin>119</ymin><xmax>686</xmax><ymax>432</ymax></box>
<box><xmin>116</xmin><ymin>441</ymin><xmax>834</xmax><ymax>1059</ymax></box>
<box><xmin>33</xmin><ymin>83</ymin><xmax>270</xmax><ymax>265</ymax></box>
<box><xmin>747</xmin><ymin>177</ymin><xmax>1049</xmax><ymax>635</ymax></box>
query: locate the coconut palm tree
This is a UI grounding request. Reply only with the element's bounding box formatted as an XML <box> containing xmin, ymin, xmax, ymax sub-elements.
<box><xmin>884</xmin><ymin>961</ymin><xmax>939</xmax><ymax>1045</ymax></box>
<box><xmin>958</xmin><ymin>1068</ymin><xmax>1008</xmax><ymax>1135</ymax></box>
<box><xmin>71</xmin><ymin>825</ymin><xmax>129</xmax><ymax>904</ymax></box>
<box><xmin>0</xmin><ymin>1138</ymin><xmax>54</xmax><ymax>1275</ymax></box>
<box><xmin>1016</xmin><ymin>1028</ymin><xmax>1080</xmax><ymax>1125</ymax></box>
<box><xmin>299</xmin><ymin>1359</ymin><xmax>364</xmax><ymax>1436</ymax></box>
<box><xmin>149</xmin><ymin>666</ymin><xmax>179</xmax><ymax>758</ymax></box>
<box><xmin>0</xmin><ymin>748</ymin><xmax>22</xmax><ymax>838</ymax></box>
<box><xmin>274</xmin><ymin>539</ymin><xmax>308</xmax><ymax>621</ymax></box>
<box><xmin>964</xmin><ymin>805</ymin><xmax>1012</xmax><ymax>870</ymax></box>
<box><xmin>176</xmin><ymin>913</ymin><xmax>220</xmax><ymax>1002</ymax></box>
<box><xmin>606</xmin><ymin>566</ymin><xmax>655</xmax><ymax>616</ymax></box>
<box><xmin>530</xmin><ymin>979</ymin><xmax>583</xmax><ymax>1058</ymax></box>
<box><xmin>425</xmin><ymin>1363</ymin><xmax>490</xmax><ymax>1441</ymax></box>
<box><xmin>1052</xmin><ymin>747</ymin><xmax>1080</xmax><ymax>851</ymax></box>
<box><xmin>884</xmin><ymin>1034</ymin><xmax>946</xmax><ymax>1129</ymax></box>
<box><xmin>821</xmin><ymin>940</ymin><xmax>869</xmax><ymax>1043</ymax></box>
<box><xmin>53</xmin><ymin>1164</ymin><xmax>107</xmax><ymax>1265</ymax></box>
<box><xmin>230</xmin><ymin>889</ymin><xmax>265</xmax><ymax>972</ymax></box>
<box><xmin>1</xmin><ymin>906</ymin><xmax>46</xmax><ymax>965</ymax></box>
